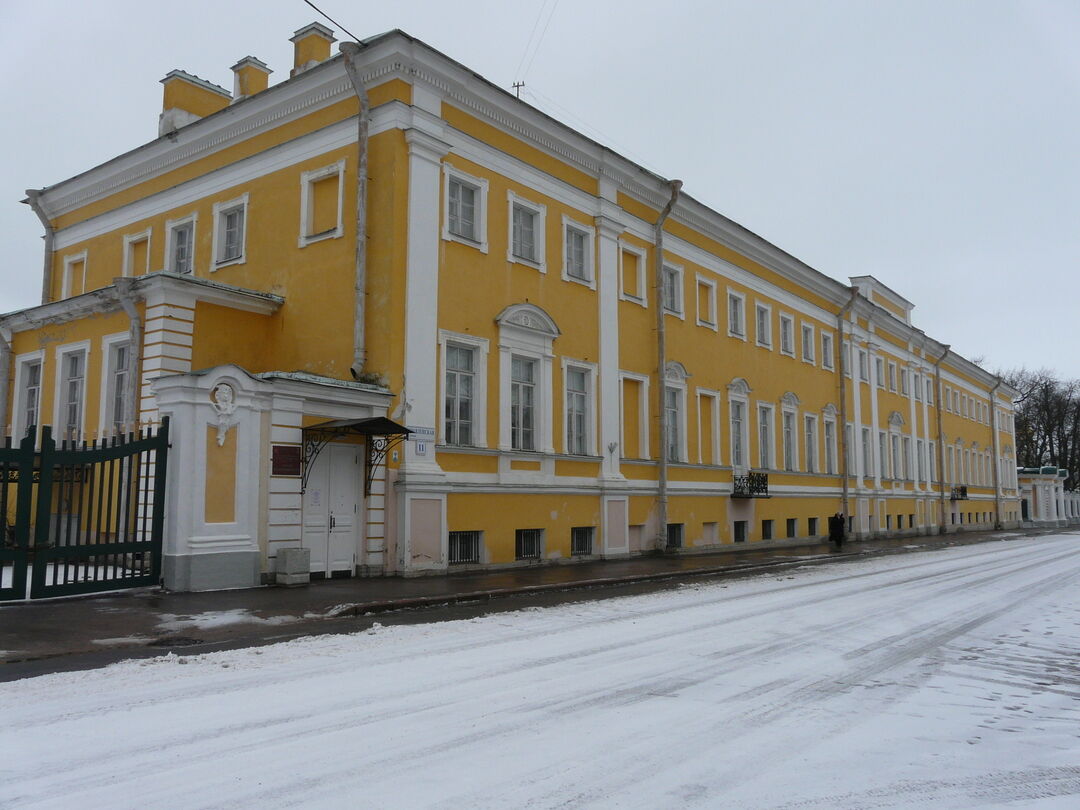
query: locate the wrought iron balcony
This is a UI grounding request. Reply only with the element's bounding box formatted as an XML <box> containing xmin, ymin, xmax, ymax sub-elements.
<box><xmin>950</xmin><ymin>485</ymin><xmax>968</xmax><ymax>500</ymax></box>
<box><xmin>732</xmin><ymin>471</ymin><xmax>770</xmax><ymax>498</ymax></box>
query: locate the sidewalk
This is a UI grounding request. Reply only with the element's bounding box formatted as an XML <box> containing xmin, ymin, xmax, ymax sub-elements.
<box><xmin>0</xmin><ymin>527</ymin><xmax>1067</xmax><ymax>680</ymax></box>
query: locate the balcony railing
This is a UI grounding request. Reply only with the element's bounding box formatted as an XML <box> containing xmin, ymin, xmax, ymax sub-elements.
<box><xmin>950</xmin><ymin>485</ymin><xmax>969</xmax><ymax>500</ymax></box>
<box><xmin>733</xmin><ymin>471</ymin><xmax>770</xmax><ymax>498</ymax></box>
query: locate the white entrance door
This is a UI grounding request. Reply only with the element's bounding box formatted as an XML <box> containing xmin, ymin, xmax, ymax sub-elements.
<box><xmin>301</xmin><ymin>443</ymin><xmax>362</xmax><ymax>575</ymax></box>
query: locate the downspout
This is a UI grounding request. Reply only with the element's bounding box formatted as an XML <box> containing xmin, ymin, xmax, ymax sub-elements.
<box><xmin>933</xmin><ymin>344</ymin><xmax>951</xmax><ymax>534</ymax></box>
<box><xmin>0</xmin><ymin>323</ymin><xmax>12</xmax><ymax>439</ymax></box>
<box><xmin>24</xmin><ymin>189</ymin><xmax>55</xmax><ymax>305</ymax></box>
<box><xmin>989</xmin><ymin>377</ymin><xmax>1003</xmax><ymax>529</ymax></box>
<box><xmin>654</xmin><ymin>179</ymin><xmax>683</xmax><ymax>552</ymax></box>
<box><xmin>114</xmin><ymin>278</ymin><xmax>143</xmax><ymax>433</ymax></box>
<box><xmin>339</xmin><ymin>42</ymin><xmax>371</xmax><ymax>379</ymax></box>
<box><xmin>835</xmin><ymin>286</ymin><xmax>859</xmax><ymax>528</ymax></box>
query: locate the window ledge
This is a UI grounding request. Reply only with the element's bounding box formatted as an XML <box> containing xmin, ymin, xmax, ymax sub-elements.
<box><xmin>508</xmin><ymin>253</ymin><xmax>545</xmax><ymax>273</ymax></box>
<box><xmin>211</xmin><ymin>256</ymin><xmax>245</xmax><ymax>272</ymax></box>
<box><xmin>444</xmin><ymin>231</ymin><xmax>489</xmax><ymax>253</ymax></box>
<box><xmin>298</xmin><ymin>228</ymin><xmax>343</xmax><ymax>248</ymax></box>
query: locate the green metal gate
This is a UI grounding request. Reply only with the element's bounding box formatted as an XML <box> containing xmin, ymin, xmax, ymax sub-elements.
<box><xmin>0</xmin><ymin>418</ymin><xmax>169</xmax><ymax>600</ymax></box>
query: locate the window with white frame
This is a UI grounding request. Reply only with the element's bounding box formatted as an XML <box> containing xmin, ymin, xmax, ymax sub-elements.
<box><xmin>166</xmin><ymin>214</ymin><xmax>196</xmax><ymax>275</ymax></box>
<box><xmin>861</xmin><ymin>427</ymin><xmax>872</xmax><ymax>476</ymax></box>
<box><xmin>661</xmin><ymin>264</ymin><xmax>683</xmax><ymax>316</ymax></box>
<box><xmin>801</xmin><ymin>324</ymin><xmax>814</xmax><ymax>363</ymax></box>
<box><xmin>916</xmin><ymin>438</ymin><xmax>925</xmax><ymax>481</ymax></box>
<box><xmin>804</xmin><ymin>414</ymin><xmax>817</xmax><ymax>473</ymax></box>
<box><xmin>497</xmin><ymin>303</ymin><xmax>558</xmax><ymax>454</ymax></box>
<box><xmin>664</xmin><ymin>386</ymin><xmax>682</xmax><ymax>462</ymax></box>
<box><xmin>444</xmin><ymin>167</ymin><xmax>489</xmax><ymax>250</ymax></box>
<box><xmin>695</xmin><ymin>276</ymin><xmax>717</xmax><ymax>329</ymax></box>
<box><xmin>901</xmin><ymin>435</ymin><xmax>911</xmax><ymax>480</ymax></box>
<box><xmin>728</xmin><ymin>291</ymin><xmax>746</xmax><ymax>338</ymax></box>
<box><xmin>858</xmin><ymin>350</ymin><xmax>869</xmax><ymax>381</ymax></box>
<box><xmin>102</xmin><ymin>338</ymin><xmax>132</xmax><ymax>435</ymax></box>
<box><xmin>875</xmin><ymin>357</ymin><xmax>885</xmax><ymax>389</ymax></box>
<box><xmin>879</xmin><ymin>431</ymin><xmax>890</xmax><ymax>478</ymax></box>
<box><xmin>440</xmin><ymin>331</ymin><xmax>489</xmax><ymax>448</ymax></box>
<box><xmin>755</xmin><ymin>304</ymin><xmax>772</xmax><ymax>348</ymax></box>
<box><xmin>61</xmin><ymin>251</ymin><xmax>87</xmax><ymax>298</ymax></box>
<box><xmin>900</xmin><ymin>367</ymin><xmax>910</xmax><ymax>396</ymax></box>
<box><xmin>620</xmin><ymin>244</ymin><xmax>647</xmax><ymax>304</ymax></box>
<box><xmin>914</xmin><ymin>372</ymin><xmax>922</xmax><ymax>401</ymax></box>
<box><xmin>887</xmin><ymin>361</ymin><xmax>897</xmax><ymax>391</ymax></box>
<box><xmin>14</xmin><ymin>355</ymin><xmax>43</xmax><ymax>438</ymax></box>
<box><xmin>299</xmin><ymin>161</ymin><xmax>345</xmax><ymax>246</ymax></box>
<box><xmin>926</xmin><ymin>378</ymin><xmax>934</xmax><ymax>404</ymax></box>
<box><xmin>508</xmin><ymin>192</ymin><xmax>546</xmax><ymax>269</ymax></box>
<box><xmin>122</xmin><ymin>230</ymin><xmax>151</xmax><ymax>278</ymax></box>
<box><xmin>56</xmin><ymin>347</ymin><xmax>87</xmax><ymax>442</ymax></box>
<box><xmin>758</xmin><ymin>404</ymin><xmax>774</xmax><ymax>469</ymax></box>
<box><xmin>821</xmin><ymin>332</ymin><xmax>834</xmax><ymax>370</ymax></box>
<box><xmin>730</xmin><ymin>399</ymin><xmax>746</xmax><ymax>468</ymax></box>
<box><xmin>779</xmin><ymin>313</ymin><xmax>794</xmax><ymax>356</ymax></box>
<box><xmin>782</xmin><ymin>410</ymin><xmax>796</xmax><ymax>471</ymax></box>
<box><xmin>824</xmin><ymin>417</ymin><xmax>837</xmax><ymax>474</ymax></box>
<box><xmin>562</xmin><ymin>217</ymin><xmax>594</xmax><ymax>285</ymax></box>
<box><xmin>563</xmin><ymin>361</ymin><xmax>596</xmax><ymax>456</ymax></box>
<box><xmin>212</xmin><ymin>194</ymin><xmax>248</xmax><ymax>267</ymax></box>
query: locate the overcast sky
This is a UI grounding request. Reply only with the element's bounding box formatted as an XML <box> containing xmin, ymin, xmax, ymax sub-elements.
<box><xmin>2</xmin><ymin>1</ymin><xmax>1077</xmax><ymax>376</ymax></box>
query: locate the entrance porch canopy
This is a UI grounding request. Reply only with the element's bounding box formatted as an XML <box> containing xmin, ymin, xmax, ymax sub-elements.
<box><xmin>302</xmin><ymin>417</ymin><xmax>411</xmax><ymax>495</ymax></box>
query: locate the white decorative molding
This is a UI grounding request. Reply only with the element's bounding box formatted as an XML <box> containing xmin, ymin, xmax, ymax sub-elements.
<box><xmin>210</xmin><ymin>382</ymin><xmax>239</xmax><ymax>446</ymax></box>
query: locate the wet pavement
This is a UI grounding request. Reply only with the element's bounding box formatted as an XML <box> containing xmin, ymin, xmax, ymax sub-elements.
<box><xmin>0</xmin><ymin>527</ymin><xmax>1072</xmax><ymax>681</ymax></box>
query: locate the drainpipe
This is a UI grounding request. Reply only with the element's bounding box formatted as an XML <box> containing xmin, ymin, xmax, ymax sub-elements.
<box><xmin>835</xmin><ymin>286</ymin><xmax>859</xmax><ymax>528</ymax></box>
<box><xmin>989</xmin><ymin>377</ymin><xmax>1003</xmax><ymax>529</ymax></box>
<box><xmin>114</xmin><ymin>278</ymin><xmax>144</xmax><ymax>434</ymax></box>
<box><xmin>654</xmin><ymin>179</ymin><xmax>683</xmax><ymax>552</ymax></box>
<box><xmin>933</xmin><ymin>344</ymin><xmax>950</xmax><ymax>534</ymax></box>
<box><xmin>24</xmin><ymin>190</ymin><xmax>55</xmax><ymax>305</ymax></box>
<box><xmin>0</xmin><ymin>323</ymin><xmax>12</xmax><ymax>439</ymax></box>
<box><xmin>339</xmin><ymin>42</ymin><xmax>371</xmax><ymax>379</ymax></box>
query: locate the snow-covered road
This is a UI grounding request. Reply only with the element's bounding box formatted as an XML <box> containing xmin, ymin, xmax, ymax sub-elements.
<box><xmin>3</xmin><ymin>535</ymin><xmax>1080</xmax><ymax>809</ymax></box>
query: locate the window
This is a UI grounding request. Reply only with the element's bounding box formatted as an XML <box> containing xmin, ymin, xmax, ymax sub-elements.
<box><xmin>661</xmin><ymin>264</ymin><xmax>683</xmax><ymax>315</ymax></box>
<box><xmin>733</xmin><ymin>520</ymin><xmax>748</xmax><ymax>543</ymax></box>
<box><xmin>778</xmin><ymin>314</ymin><xmax>794</xmax><ymax>355</ymax></box>
<box><xmin>17</xmin><ymin>357</ymin><xmax>43</xmax><ymax>437</ymax></box>
<box><xmin>299</xmin><ymin>161</ymin><xmax>344</xmax><ymax>246</ymax></box>
<box><xmin>914</xmin><ymin>372</ymin><xmax>922</xmax><ymax>401</ymax></box>
<box><xmin>448</xmin><ymin>531</ymin><xmax>482</xmax><ymax>564</ymax></box>
<box><xmin>758</xmin><ymin>405</ymin><xmax>773</xmax><ymax>469</ymax></box>
<box><xmin>727</xmin><ymin>291</ymin><xmax>746</xmax><ymax>338</ymax></box>
<box><xmin>664</xmin><ymin>386</ymin><xmax>683</xmax><ymax>462</ymax></box>
<box><xmin>696</xmin><ymin>276</ymin><xmax>717</xmax><ymax>329</ymax></box>
<box><xmin>620</xmin><ymin>244</ymin><xmax>647</xmax><ymax>303</ymax></box>
<box><xmin>562</xmin><ymin>218</ymin><xmax>594</xmax><ymax>285</ymax></box>
<box><xmin>824</xmin><ymin>418</ymin><xmax>836</xmax><ymax>474</ymax></box>
<box><xmin>102</xmin><ymin>338</ymin><xmax>132</xmax><ymax>434</ymax></box>
<box><xmin>900</xmin><ymin>368</ymin><xmax>910</xmax><ymax>396</ymax></box>
<box><xmin>570</xmin><ymin>526</ymin><xmax>594</xmax><ymax>556</ymax></box>
<box><xmin>782</xmin><ymin>410</ymin><xmax>796</xmax><ymax>471</ymax></box>
<box><xmin>801</xmin><ymin>324</ymin><xmax>814</xmax><ymax>363</ymax></box>
<box><xmin>808</xmin><ymin>517</ymin><xmax>819</xmax><ymax>536</ymax></box>
<box><xmin>756</xmin><ymin>304</ymin><xmax>772</xmax><ymax>347</ymax></box>
<box><xmin>564</xmin><ymin>363</ymin><xmax>595</xmax><ymax>456</ymax></box>
<box><xmin>507</xmin><ymin>192</ymin><xmax>546</xmax><ymax>269</ymax></box>
<box><xmin>891</xmin><ymin>434</ymin><xmax>900</xmax><ymax>479</ymax></box>
<box><xmin>511</xmin><ymin>356</ymin><xmax>537</xmax><ymax>451</ymax></box>
<box><xmin>666</xmin><ymin>523</ymin><xmax>684</xmax><ymax>549</ymax></box>
<box><xmin>804</xmin><ymin>415</ymin><xmax>818</xmax><ymax>473</ymax></box>
<box><xmin>445</xmin><ymin>344</ymin><xmax>476</xmax><ymax>446</ymax></box>
<box><xmin>786</xmin><ymin>518</ymin><xmax>797</xmax><ymax>538</ymax></box>
<box><xmin>56</xmin><ymin>347</ymin><xmax>87</xmax><ymax>442</ymax></box>
<box><xmin>926</xmin><ymin>378</ymin><xmax>934</xmax><ymax>404</ymax></box>
<box><xmin>515</xmin><ymin>528</ymin><xmax>543</xmax><ymax>560</ymax></box>
<box><xmin>166</xmin><ymin>215</ymin><xmax>196</xmax><ymax>274</ymax></box>
<box><xmin>916</xmin><ymin>438</ymin><xmax>925</xmax><ymax>481</ymax></box>
<box><xmin>122</xmin><ymin>230</ymin><xmax>151</xmax><ymax>278</ymax></box>
<box><xmin>888</xmin><ymin>361</ymin><xmax>897</xmax><ymax>392</ymax></box>
<box><xmin>730</xmin><ymin>399</ymin><xmax>746</xmax><ymax>469</ymax></box>
<box><xmin>902</xmin><ymin>436</ymin><xmax>911</xmax><ymax>480</ymax></box>
<box><xmin>762</xmin><ymin>519</ymin><xmax>773</xmax><ymax>541</ymax></box>
<box><xmin>879</xmin><ymin>431</ymin><xmax>889</xmax><ymax>478</ymax></box>
<box><xmin>861</xmin><ymin>427</ymin><xmax>872</xmax><ymax>476</ymax></box>
<box><xmin>821</xmin><ymin>332</ymin><xmax>834</xmax><ymax>370</ymax></box>
<box><xmin>858</xmin><ymin>350</ymin><xmax>869</xmax><ymax>382</ymax></box>
<box><xmin>212</xmin><ymin>194</ymin><xmax>248</xmax><ymax>267</ymax></box>
<box><xmin>875</xmin><ymin>357</ymin><xmax>885</xmax><ymax>388</ymax></box>
<box><xmin>61</xmin><ymin>251</ymin><xmax>87</xmax><ymax>298</ymax></box>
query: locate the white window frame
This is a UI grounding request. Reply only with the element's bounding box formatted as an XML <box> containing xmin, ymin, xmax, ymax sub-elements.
<box><xmin>858</xmin><ymin>349</ymin><xmax>869</xmax><ymax>382</ymax></box>
<box><xmin>619</xmin><ymin>242</ymin><xmax>648</xmax><ymax>307</ymax></box>
<box><xmin>53</xmin><ymin>340</ymin><xmax>91</xmax><ymax>442</ymax></box>
<box><xmin>164</xmin><ymin>213</ymin><xmax>198</xmax><ymax>275</ymax></box>
<box><xmin>823</xmin><ymin>415</ymin><xmax>837</xmax><ymax>475</ymax></box>
<box><xmin>755</xmin><ymin>302</ymin><xmax>772</xmax><ymax>348</ymax></box>
<box><xmin>506</xmin><ymin>190</ymin><xmax>546</xmax><ymax>271</ymax></box>
<box><xmin>121</xmin><ymin>229</ymin><xmax>151</xmax><ymax>278</ymax></box>
<box><xmin>561</xmin><ymin>216</ymin><xmax>595</xmax><ymax>288</ymax></box>
<box><xmin>497</xmin><ymin>305</ymin><xmax>557</xmax><ymax>454</ymax></box>
<box><xmin>442</xmin><ymin>165</ymin><xmax>489</xmax><ymax>252</ymax></box>
<box><xmin>663</xmin><ymin>381</ymin><xmax>688</xmax><ymax>463</ymax></box>
<box><xmin>661</xmin><ymin>262</ymin><xmax>684</xmax><ymax>318</ymax></box>
<box><xmin>727</xmin><ymin>289</ymin><xmax>746</xmax><ymax>339</ymax></box>
<box><xmin>695</xmin><ymin>274</ymin><xmax>717</xmax><ymax>330</ymax></box>
<box><xmin>778</xmin><ymin>312</ymin><xmax>794</xmax><ymax>357</ymax></box>
<box><xmin>696</xmin><ymin>389</ymin><xmax>721</xmax><ymax>465</ymax></box>
<box><xmin>804</xmin><ymin>413</ymin><xmax>818</xmax><ymax>474</ymax></box>
<box><xmin>298</xmin><ymin>160</ymin><xmax>345</xmax><ymax>247</ymax></box>
<box><xmin>900</xmin><ymin>367</ymin><xmax>910</xmax><ymax>396</ymax></box>
<box><xmin>821</xmin><ymin>331</ymin><xmax>834</xmax><ymax>370</ymax></box>
<box><xmin>801</xmin><ymin>323</ymin><xmax>815</xmax><ymax>364</ymax></box>
<box><xmin>727</xmin><ymin>383</ymin><xmax>750</xmax><ymax>471</ymax></box>
<box><xmin>438</xmin><ymin>330</ymin><xmax>490</xmax><ymax>448</ymax></box>
<box><xmin>757</xmin><ymin>403</ymin><xmax>775</xmax><ymax>470</ymax></box>
<box><xmin>61</xmin><ymin>250</ymin><xmax>87</xmax><ymax>298</ymax></box>
<box><xmin>619</xmin><ymin>370</ymin><xmax>651</xmax><ymax>460</ymax></box>
<box><xmin>875</xmin><ymin>356</ymin><xmax>885</xmax><ymax>389</ymax></box>
<box><xmin>861</xmin><ymin>427</ymin><xmax>872</xmax><ymax>478</ymax></box>
<box><xmin>781</xmin><ymin>403</ymin><xmax>799</xmax><ymax>472</ymax></box>
<box><xmin>98</xmin><ymin>332</ymin><xmax>133</xmax><ymax>437</ymax></box>
<box><xmin>562</xmin><ymin>358</ymin><xmax>597</xmax><ymax>456</ymax></box>
<box><xmin>11</xmin><ymin>350</ymin><xmax>45</xmax><ymax>440</ymax></box>
<box><xmin>211</xmin><ymin>193</ymin><xmax>249</xmax><ymax>269</ymax></box>
<box><xmin>888</xmin><ymin>361</ymin><xmax>897</xmax><ymax>392</ymax></box>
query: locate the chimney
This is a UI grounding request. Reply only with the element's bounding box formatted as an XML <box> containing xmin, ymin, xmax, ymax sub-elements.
<box><xmin>159</xmin><ymin>70</ymin><xmax>231</xmax><ymax>136</ymax></box>
<box><xmin>231</xmin><ymin>56</ymin><xmax>272</xmax><ymax>101</ymax></box>
<box><xmin>290</xmin><ymin>22</ymin><xmax>336</xmax><ymax>76</ymax></box>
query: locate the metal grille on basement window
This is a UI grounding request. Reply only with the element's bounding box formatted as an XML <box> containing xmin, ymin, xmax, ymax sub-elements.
<box><xmin>448</xmin><ymin>531</ymin><xmax>481</xmax><ymax>564</ymax></box>
<box><xmin>570</xmin><ymin>526</ymin><xmax>594</xmax><ymax>556</ymax></box>
<box><xmin>666</xmin><ymin>523</ymin><xmax>683</xmax><ymax>549</ymax></box>
<box><xmin>515</xmin><ymin>528</ymin><xmax>542</xmax><ymax>560</ymax></box>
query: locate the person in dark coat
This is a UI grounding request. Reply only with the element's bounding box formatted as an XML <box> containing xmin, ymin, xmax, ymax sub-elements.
<box><xmin>828</xmin><ymin>512</ymin><xmax>845</xmax><ymax>550</ymax></box>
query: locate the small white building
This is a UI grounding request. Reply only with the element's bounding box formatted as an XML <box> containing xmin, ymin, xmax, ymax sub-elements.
<box><xmin>1017</xmin><ymin>467</ymin><xmax>1076</xmax><ymax>528</ymax></box>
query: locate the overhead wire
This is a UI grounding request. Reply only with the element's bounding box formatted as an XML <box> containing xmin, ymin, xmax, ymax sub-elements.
<box><xmin>302</xmin><ymin>0</ymin><xmax>362</xmax><ymax>43</ymax></box>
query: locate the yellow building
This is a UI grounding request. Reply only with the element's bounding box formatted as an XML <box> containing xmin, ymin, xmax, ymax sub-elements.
<box><xmin>0</xmin><ymin>24</ymin><xmax>1021</xmax><ymax>591</ymax></box>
